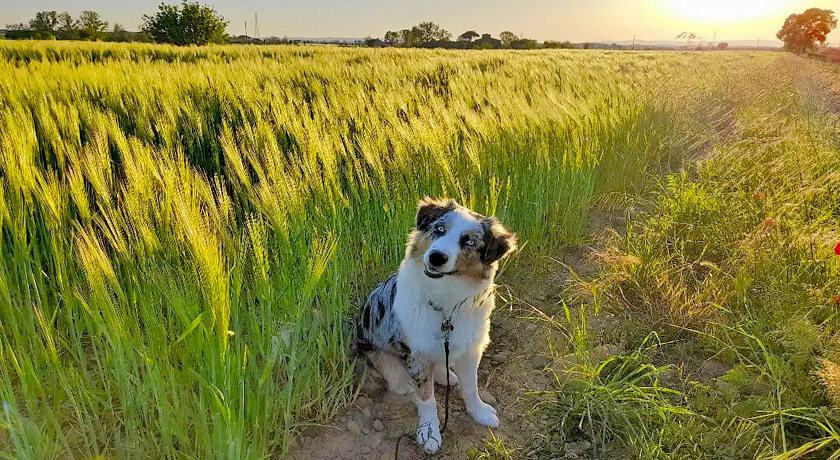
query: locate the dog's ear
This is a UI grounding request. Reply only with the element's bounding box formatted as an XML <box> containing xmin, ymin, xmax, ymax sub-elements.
<box><xmin>482</xmin><ymin>217</ymin><xmax>517</xmax><ymax>264</ymax></box>
<box><xmin>416</xmin><ymin>197</ymin><xmax>456</xmax><ymax>231</ymax></box>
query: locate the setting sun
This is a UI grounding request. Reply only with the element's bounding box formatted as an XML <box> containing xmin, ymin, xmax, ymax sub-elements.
<box><xmin>662</xmin><ymin>0</ymin><xmax>793</xmax><ymax>23</ymax></box>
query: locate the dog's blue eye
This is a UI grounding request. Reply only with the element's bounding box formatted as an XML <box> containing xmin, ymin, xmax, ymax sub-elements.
<box><xmin>434</xmin><ymin>225</ymin><xmax>446</xmax><ymax>234</ymax></box>
<box><xmin>465</xmin><ymin>240</ymin><xmax>475</xmax><ymax>247</ymax></box>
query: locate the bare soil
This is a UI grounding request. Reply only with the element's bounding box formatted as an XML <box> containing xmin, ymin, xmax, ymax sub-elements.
<box><xmin>285</xmin><ymin>210</ymin><xmax>623</xmax><ymax>460</ymax></box>
<box><xmin>285</xmin><ymin>266</ymin><xmax>570</xmax><ymax>459</ymax></box>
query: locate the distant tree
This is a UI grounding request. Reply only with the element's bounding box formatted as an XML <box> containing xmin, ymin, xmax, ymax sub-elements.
<box><xmin>412</xmin><ymin>22</ymin><xmax>451</xmax><ymax>43</ymax></box>
<box><xmin>57</xmin><ymin>12</ymin><xmax>78</xmax><ymax>39</ymax></box>
<box><xmin>142</xmin><ymin>1</ymin><xmax>229</xmax><ymax>46</ymax></box>
<box><xmin>499</xmin><ymin>31</ymin><xmax>518</xmax><ymax>47</ymax></box>
<box><xmin>29</xmin><ymin>11</ymin><xmax>59</xmax><ymax>33</ymax></box>
<box><xmin>458</xmin><ymin>30</ymin><xmax>479</xmax><ymax>42</ymax></box>
<box><xmin>509</xmin><ymin>38</ymin><xmax>538</xmax><ymax>49</ymax></box>
<box><xmin>544</xmin><ymin>40</ymin><xmax>575</xmax><ymax>49</ymax></box>
<box><xmin>263</xmin><ymin>36</ymin><xmax>289</xmax><ymax>44</ymax></box>
<box><xmin>717</xmin><ymin>42</ymin><xmax>729</xmax><ymax>50</ymax></box>
<box><xmin>5</xmin><ymin>23</ymin><xmax>28</xmax><ymax>31</ymax></box>
<box><xmin>78</xmin><ymin>11</ymin><xmax>108</xmax><ymax>40</ymax></box>
<box><xmin>108</xmin><ymin>23</ymin><xmax>129</xmax><ymax>41</ymax></box>
<box><xmin>384</xmin><ymin>30</ymin><xmax>399</xmax><ymax>44</ymax></box>
<box><xmin>399</xmin><ymin>28</ymin><xmax>419</xmax><ymax>45</ymax></box>
<box><xmin>776</xmin><ymin>8</ymin><xmax>837</xmax><ymax>53</ymax></box>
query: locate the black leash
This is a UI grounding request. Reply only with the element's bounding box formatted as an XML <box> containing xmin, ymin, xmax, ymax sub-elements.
<box><xmin>393</xmin><ymin>291</ymin><xmax>489</xmax><ymax>458</ymax></box>
<box><xmin>394</xmin><ymin>335</ymin><xmax>451</xmax><ymax>459</ymax></box>
<box><xmin>442</xmin><ymin>337</ymin><xmax>452</xmax><ymax>433</ymax></box>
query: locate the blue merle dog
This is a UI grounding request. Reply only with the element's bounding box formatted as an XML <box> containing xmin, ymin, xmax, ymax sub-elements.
<box><xmin>354</xmin><ymin>197</ymin><xmax>516</xmax><ymax>453</ymax></box>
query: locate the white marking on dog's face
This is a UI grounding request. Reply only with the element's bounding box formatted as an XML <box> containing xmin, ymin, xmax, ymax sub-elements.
<box><xmin>423</xmin><ymin>208</ymin><xmax>483</xmax><ymax>278</ymax></box>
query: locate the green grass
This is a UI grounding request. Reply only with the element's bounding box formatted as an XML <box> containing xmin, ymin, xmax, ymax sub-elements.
<box><xmin>0</xmin><ymin>40</ymin><xmax>782</xmax><ymax>459</ymax></box>
<box><xmin>559</xmin><ymin>55</ymin><xmax>840</xmax><ymax>459</ymax></box>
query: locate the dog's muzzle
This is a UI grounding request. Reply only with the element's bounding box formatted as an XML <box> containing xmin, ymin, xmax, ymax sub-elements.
<box><xmin>424</xmin><ymin>268</ymin><xmax>458</xmax><ymax>279</ymax></box>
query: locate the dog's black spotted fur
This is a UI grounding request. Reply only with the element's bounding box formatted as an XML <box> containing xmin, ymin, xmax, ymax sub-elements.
<box><xmin>355</xmin><ymin>274</ymin><xmax>434</xmax><ymax>388</ymax></box>
<box><xmin>355</xmin><ymin>274</ymin><xmax>403</xmax><ymax>353</ymax></box>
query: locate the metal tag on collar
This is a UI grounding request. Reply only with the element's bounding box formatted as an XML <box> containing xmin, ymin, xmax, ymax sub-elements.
<box><xmin>441</xmin><ymin>318</ymin><xmax>454</xmax><ymax>335</ymax></box>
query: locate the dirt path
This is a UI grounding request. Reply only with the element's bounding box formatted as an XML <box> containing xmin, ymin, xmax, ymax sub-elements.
<box><xmin>285</xmin><ymin>253</ymin><xmax>579</xmax><ymax>460</ymax></box>
<box><xmin>283</xmin><ymin>206</ymin><xmax>630</xmax><ymax>460</ymax></box>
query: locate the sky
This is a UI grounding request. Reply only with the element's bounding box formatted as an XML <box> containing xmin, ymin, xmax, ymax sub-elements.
<box><xmin>3</xmin><ymin>0</ymin><xmax>839</xmax><ymax>44</ymax></box>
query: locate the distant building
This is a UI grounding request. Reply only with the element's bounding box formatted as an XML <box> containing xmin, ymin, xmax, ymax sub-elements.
<box><xmin>364</xmin><ymin>38</ymin><xmax>387</xmax><ymax>48</ymax></box>
<box><xmin>230</xmin><ymin>35</ymin><xmax>265</xmax><ymax>44</ymax></box>
<box><xmin>474</xmin><ymin>33</ymin><xmax>501</xmax><ymax>49</ymax></box>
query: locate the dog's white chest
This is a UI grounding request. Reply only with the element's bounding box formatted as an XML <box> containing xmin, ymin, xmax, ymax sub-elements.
<box><xmin>394</xmin><ymin>263</ymin><xmax>493</xmax><ymax>363</ymax></box>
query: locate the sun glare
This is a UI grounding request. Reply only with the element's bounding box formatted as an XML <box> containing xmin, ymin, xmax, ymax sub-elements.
<box><xmin>662</xmin><ymin>0</ymin><xmax>792</xmax><ymax>23</ymax></box>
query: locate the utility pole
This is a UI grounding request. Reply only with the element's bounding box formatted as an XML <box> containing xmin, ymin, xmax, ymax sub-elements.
<box><xmin>632</xmin><ymin>34</ymin><xmax>636</xmax><ymax>50</ymax></box>
<box><xmin>255</xmin><ymin>13</ymin><xmax>259</xmax><ymax>41</ymax></box>
<box><xmin>712</xmin><ymin>30</ymin><xmax>716</xmax><ymax>45</ymax></box>
<box><xmin>245</xmin><ymin>21</ymin><xmax>248</xmax><ymax>40</ymax></box>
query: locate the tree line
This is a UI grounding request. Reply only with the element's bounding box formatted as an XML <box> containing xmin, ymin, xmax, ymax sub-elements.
<box><xmin>3</xmin><ymin>2</ymin><xmax>228</xmax><ymax>45</ymax></box>
<box><xmin>3</xmin><ymin>4</ymin><xmax>836</xmax><ymax>52</ymax></box>
<box><xmin>4</xmin><ymin>10</ymin><xmax>132</xmax><ymax>41</ymax></box>
<box><xmin>371</xmin><ymin>22</ymin><xmax>574</xmax><ymax>49</ymax></box>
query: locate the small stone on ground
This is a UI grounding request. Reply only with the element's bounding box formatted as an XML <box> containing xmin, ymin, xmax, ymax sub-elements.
<box><xmin>479</xmin><ymin>390</ymin><xmax>497</xmax><ymax>405</ymax></box>
<box><xmin>346</xmin><ymin>420</ymin><xmax>361</xmax><ymax>436</ymax></box>
<box><xmin>530</xmin><ymin>356</ymin><xmax>551</xmax><ymax>369</ymax></box>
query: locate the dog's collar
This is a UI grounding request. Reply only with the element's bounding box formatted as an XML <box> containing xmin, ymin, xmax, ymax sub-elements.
<box><xmin>430</xmin><ymin>296</ymin><xmax>470</xmax><ymax>341</ymax></box>
<box><xmin>429</xmin><ymin>288</ymin><xmax>495</xmax><ymax>341</ymax></box>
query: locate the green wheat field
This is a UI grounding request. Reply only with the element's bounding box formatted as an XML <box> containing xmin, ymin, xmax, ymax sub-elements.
<box><xmin>1</xmin><ymin>40</ymin><xmax>839</xmax><ymax>459</ymax></box>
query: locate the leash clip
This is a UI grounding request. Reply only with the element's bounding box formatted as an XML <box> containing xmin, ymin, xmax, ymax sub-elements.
<box><xmin>437</xmin><ymin>318</ymin><xmax>454</xmax><ymax>341</ymax></box>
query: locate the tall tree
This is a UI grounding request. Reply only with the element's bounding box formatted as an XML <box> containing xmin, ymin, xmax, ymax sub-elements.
<box><xmin>111</xmin><ymin>23</ymin><xmax>128</xmax><ymax>41</ymax></box>
<box><xmin>399</xmin><ymin>28</ymin><xmax>419</xmax><ymax>45</ymax></box>
<box><xmin>411</xmin><ymin>22</ymin><xmax>451</xmax><ymax>43</ymax></box>
<box><xmin>776</xmin><ymin>8</ymin><xmax>837</xmax><ymax>53</ymax></box>
<box><xmin>78</xmin><ymin>11</ymin><xmax>108</xmax><ymax>40</ymax></box>
<box><xmin>384</xmin><ymin>30</ymin><xmax>399</xmax><ymax>45</ymax></box>
<box><xmin>458</xmin><ymin>30</ymin><xmax>479</xmax><ymax>42</ymax></box>
<box><xmin>57</xmin><ymin>12</ymin><xmax>78</xmax><ymax>39</ymax></box>
<box><xmin>142</xmin><ymin>1</ymin><xmax>229</xmax><ymax>46</ymax></box>
<box><xmin>29</xmin><ymin>11</ymin><xmax>59</xmax><ymax>32</ymax></box>
<box><xmin>499</xmin><ymin>31</ymin><xmax>518</xmax><ymax>47</ymax></box>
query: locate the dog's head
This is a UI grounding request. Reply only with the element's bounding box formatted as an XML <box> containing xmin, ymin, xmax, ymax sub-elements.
<box><xmin>406</xmin><ymin>197</ymin><xmax>517</xmax><ymax>281</ymax></box>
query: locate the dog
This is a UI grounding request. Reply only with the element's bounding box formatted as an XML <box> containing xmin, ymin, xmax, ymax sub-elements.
<box><xmin>354</xmin><ymin>197</ymin><xmax>517</xmax><ymax>453</ymax></box>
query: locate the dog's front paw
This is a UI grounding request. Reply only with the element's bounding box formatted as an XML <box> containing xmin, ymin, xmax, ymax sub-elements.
<box><xmin>433</xmin><ymin>367</ymin><xmax>459</xmax><ymax>386</ymax></box>
<box><xmin>416</xmin><ymin>419</ymin><xmax>442</xmax><ymax>453</ymax></box>
<box><xmin>467</xmin><ymin>401</ymin><xmax>499</xmax><ymax>428</ymax></box>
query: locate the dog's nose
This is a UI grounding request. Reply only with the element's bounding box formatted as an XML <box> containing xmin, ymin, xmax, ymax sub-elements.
<box><xmin>428</xmin><ymin>251</ymin><xmax>449</xmax><ymax>267</ymax></box>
